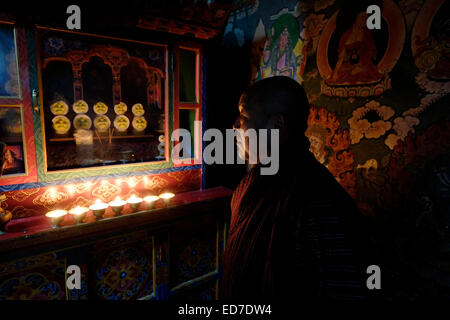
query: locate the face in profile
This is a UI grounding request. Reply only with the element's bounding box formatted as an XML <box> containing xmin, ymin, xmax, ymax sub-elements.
<box><xmin>233</xmin><ymin>94</ymin><xmax>268</xmax><ymax>162</ymax></box>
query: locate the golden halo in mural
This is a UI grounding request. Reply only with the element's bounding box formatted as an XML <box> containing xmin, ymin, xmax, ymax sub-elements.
<box><xmin>114</xmin><ymin>115</ymin><xmax>130</xmax><ymax>132</ymax></box>
<box><xmin>93</xmin><ymin>102</ymin><xmax>109</xmax><ymax>115</ymax></box>
<box><xmin>132</xmin><ymin>103</ymin><xmax>145</xmax><ymax>116</ymax></box>
<box><xmin>72</xmin><ymin>100</ymin><xmax>89</xmax><ymax>114</ymax></box>
<box><xmin>94</xmin><ymin>115</ymin><xmax>111</xmax><ymax>131</ymax></box>
<box><xmin>50</xmin><ymin>101</ymin><xmax>69</xmax><ymax>115</ymax></box>
<box><xmin>52</xmin><ymin>115</ymin><xmax>71</xmax><ymax>134</ymax></box>
<box><xmin>73</xmin><ymin>114</ymin><xmax>92</xmax><ymax>130</ymax></box>
<box><xmin>411</xmin><ymin>0</ymin><xmax>447</xmax><ymax>75</ymax></box>
<box><xmin>114</xmin><ymin>102</ymin><xmax>128</xmax><ymax>115</ymax></box>
<box><xmin>132</xmin><ymin>116</ymin><xmax>147</xmax><ymax>131</ymax></box>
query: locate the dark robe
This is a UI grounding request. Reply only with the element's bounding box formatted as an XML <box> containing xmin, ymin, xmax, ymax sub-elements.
<box><xmin>222</xmin><ymin>142</ymin><xmax>372</xmax><ymax>300</ymax></box>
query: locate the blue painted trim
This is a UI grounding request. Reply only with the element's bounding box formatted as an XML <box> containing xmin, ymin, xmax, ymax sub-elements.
<box><xmin>0</xmin><ymin>165</ymin><xmax>201</xmax><ymax>192</ymax></box>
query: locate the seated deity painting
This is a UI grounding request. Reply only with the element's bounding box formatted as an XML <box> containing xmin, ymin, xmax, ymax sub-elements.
<box><xmin>327</xmin><ymin>12</ymin><xmax>384</xmax><ymax>86</ymax></box>
<box><xmin>316</xmin><ymin>0</ymin><xmax>405</xmax><ymax>99</ymax></box>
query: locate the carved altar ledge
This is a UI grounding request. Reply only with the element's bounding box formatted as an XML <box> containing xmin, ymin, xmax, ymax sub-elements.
<box><xmin>0</xmin><ymin>186</ymin><xmax>232</xmax><ymax>256</ymax></box>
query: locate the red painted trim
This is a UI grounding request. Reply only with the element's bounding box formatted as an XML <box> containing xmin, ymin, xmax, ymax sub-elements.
<box><xmin>0</xmin><ymin>26</ymin><xmax>38</xmax><ymax>186</ymax></box>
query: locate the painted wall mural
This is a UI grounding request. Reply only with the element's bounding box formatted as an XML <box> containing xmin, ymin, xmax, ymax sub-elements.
<box><xmin>306</xmin><ymin>106</ymin><xmax>356</xmax><ymax>198</ymax></box>
<box><xmin>222</xmin><ymin>1</ymin><xmax>307</xmax><ymax>83</ymax></box>
<box><xmin>317</xmin><ymin>0</ymin><xmax>405</xmax><ymax>100</ymax></box>
<box><xmin>223</xmin><ymin>0</ymin><xmax>450</xmax><ymax>297</ymax></box>
<box><xmin>256</xmin><ymin>10</ymin><xmax>306</xmax><ymax>82</ymax></box>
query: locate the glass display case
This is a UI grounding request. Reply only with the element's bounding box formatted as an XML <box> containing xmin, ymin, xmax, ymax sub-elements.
<box><xmin>37</xmin><ymin>28</ymin><xmax>168</xmax><ymax>173</ymax></box>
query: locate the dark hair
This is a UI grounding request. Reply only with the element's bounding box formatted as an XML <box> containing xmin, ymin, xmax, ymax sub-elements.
<box><xmin>243</xmin><ymin>76</ymin><xmax>310</xmax><ymax>135</ymax></box>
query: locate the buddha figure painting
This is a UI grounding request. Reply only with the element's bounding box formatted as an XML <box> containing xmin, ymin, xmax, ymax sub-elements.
<box><xmin>316</xmin><ymin>0</ymin><xmax>405</xmax><ymax>99</ymax></box>
<box><xmin>327</xmin><ymin>12</ymin><xmax>383</xmax><ymax>86</ymax></box>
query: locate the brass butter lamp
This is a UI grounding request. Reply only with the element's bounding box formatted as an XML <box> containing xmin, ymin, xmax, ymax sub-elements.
<box><xmin>0</xmin><ymin>142</ymin><xmax>12</xmax><ymax>232</ymax></box>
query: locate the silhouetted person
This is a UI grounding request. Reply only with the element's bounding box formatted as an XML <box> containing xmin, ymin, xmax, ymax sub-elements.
<box><xmin>222</xmin><ymin>76</ymin><xmax>372</xmax><ymax>300</ymax></box>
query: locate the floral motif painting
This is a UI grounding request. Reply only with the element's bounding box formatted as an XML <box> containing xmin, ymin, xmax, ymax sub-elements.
<box><xmin>348</xmin><ymin>100</ymin><xmax>395</xmax><ymax>144</ymax></box>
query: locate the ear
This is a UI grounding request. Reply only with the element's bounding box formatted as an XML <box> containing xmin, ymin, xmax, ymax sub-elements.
<box><xmin>268</xmin><ymin>113</ymin><xmax>286</xmax><ymax>130</ymax></box>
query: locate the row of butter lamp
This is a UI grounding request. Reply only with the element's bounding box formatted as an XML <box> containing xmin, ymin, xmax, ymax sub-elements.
<box><xmin>45</xmin><ymin>192</ymin><xmax>175</xmax><ymax>228</ymax></box>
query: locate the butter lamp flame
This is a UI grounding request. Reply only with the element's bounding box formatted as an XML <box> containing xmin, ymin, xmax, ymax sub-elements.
<box><xmin>45</xmin><ymin>210</ymin><xmax>68</xmax><ymax>228</ymax></box>
<box><xmin>159</xmin><ymin>192</ymin><xmax>175</xmax><ymax>206</ymax></box>
<box><xmin>127</xmin><ymin>194</ymin><xmax>143</xmax><ymax>212</ymax></box>
<box><xmin>109</xmin><ymin>196</ymin><xmax>126</xmax><ymax>216</ymax></box>
<box><xmin>89</xmin><ymin>199</ymin><xmax>108</xmax><ymax>220</ymax></box>
<box><xmin>144</xmin><ymin>195</ymin><xmax>159</xmax><ymax>209</ymax></box>
<box><xmin>69</xmin><ymin>206</ymin><xmax>88</xmax><ymax>224</ymax></box>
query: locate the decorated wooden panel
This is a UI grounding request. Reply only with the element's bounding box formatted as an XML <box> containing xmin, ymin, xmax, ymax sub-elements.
<box><xmin>169</xmin><ymin>214</ymin><xmax>218</xmax><ymax>289</ymax></box>
<box><xmin>0</xmin><ymin>189</ymin><xmax>231</xmax><ymax>300</ymax></box>
<box><xmin>0</xmin><ymin>253</ymin><xmax>67</xmax><ymax>300</ymax></box>
<box><xmin>90</xmin><ymin>230</ymin><xmax>154</xmax><ymax>300</ymax></box>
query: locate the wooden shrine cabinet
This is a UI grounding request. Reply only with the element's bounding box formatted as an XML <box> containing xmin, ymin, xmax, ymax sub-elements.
<box><xmin>0</xmin><ymin>187</ymin><xmax>232</xmax><ymax>300</ymax></box>
<box><xmin>0</xmin><ymin>4</ymin><xmax>232</xmax><ymax>300</ymax></box>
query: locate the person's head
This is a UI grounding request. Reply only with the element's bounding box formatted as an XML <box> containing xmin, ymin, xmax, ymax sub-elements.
<box><xmin>233</xmin><ymin>76</ymin><xmax>310</xmax><ymax>162</ymax></box>
<box><xmin>4</xmin><ymin>149</ymin><xmax>14</xmax><ymax>163</ymax></box>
